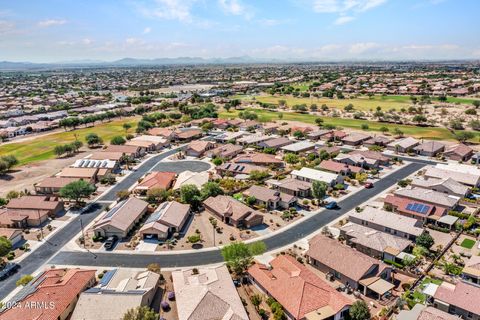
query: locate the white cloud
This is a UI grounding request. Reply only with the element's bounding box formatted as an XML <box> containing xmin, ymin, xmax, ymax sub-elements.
<box><xmin>311</xmin><ymin>0</ymin><xmax>387</xmax><ymax>25</ymax></box>
<box><xmin>143</xmin><ymin>27</ymin><xmax>152</xmax><ymax>34</ymax></box>
<box><xmin>334</xmin><ymin>15</ymin><xmax>355</xmax><ymax>25</ymax></box>
<box><xmin>38</xmin><ymin>19</ymin><xmax>67</xmax><ymax>27</ymax></box>
<box><xmin>218</xmin><ymin>0</ymin><xmax>253</xmax><ymax>19</ymax></box>
<box><xmin>258</xmin><ymin>18</ymin><xmax>290</xmax><ymax>26</ymax></box>
<box><xmin>81</xmin><ymin>38</ymin><xmax>93</xmax><ymax>45</ymax></box>
<box><xmin>145</xmin><ymin>0</ymin><xmax>197</xmax><ymax>22</ymax></box>
<box><xmin>313</xmin><ymin>0</ymin><xmax>386</xmax><ymax>13</ymax></box>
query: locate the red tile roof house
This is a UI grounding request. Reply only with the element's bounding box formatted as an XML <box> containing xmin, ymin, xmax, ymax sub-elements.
<box><xmin>134</xmin><ymin>171</ymin><xmax>176</xmax><ymax>195</ymax></box>
<box><xmin>0</xmin><ymin>268</ymin><xmax>96</xmax><ymax>320</ymax></box>
<box><xmin>384</xmin><ymin>194</ymin><xmax>446</xmax><ymax>224</ymax></box>
<box><xmin>306</xmin><ymin>235</ymin><xmax>394</xmax><ymax>300</ymax></box>
<box><xmin>185</xmin><ymin>141</ymin><xmax>215</xmax><ymax>157</ymax></box>
<box><xmin>93</xmin><ymin>197</ymin><xmax>149</xmax><ymax>238</ymax></box>
<box><xmin>203</xmin><ymin>195</ymin><xmax>263</xmax><ymax>228</ymax></box>
<box><xmin>433</xmin><ymin>281</ymin><xmax>480</xmax><ymax>320</ymax></box>
<box><xmin>0</xmin><ymin>228</ymin><xmax>24</xmax><ymax>247</ymax></box>
<box><xmin>147</xmin><ymin>127</ymin><xmax>176</xmax><ymax>140</ymax></box>
<box><xmin>443</xmin><ymin>144</ymin><xmax>474</xmax><ymax>162</ymax></box>
<box><xmin>248</xmin><ymin>255</ymin><xmax>352</xmax><ymax>320</ymax></box>
<box><xmin>242</xmin><ymin>185</ymin><xmax>297</xmax><ymax>210</ymax></box>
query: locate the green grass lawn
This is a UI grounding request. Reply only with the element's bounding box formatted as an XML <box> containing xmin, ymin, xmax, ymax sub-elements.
<box><xmin>219</xmin><ymin>108</ymin><xmax>477</xmax><ymax>141</ymax></box>
<box><xmin>0</xmin><ymin>117</ymin><xmax>139</xmax><ymax>166</ymax></box>
<box><xmin>460</xmin><ymin>238</ymin><xmax>476</xmax><ymax>249</ymax></box>
<box><xmin>236</xmin><ymin>94</ymin><xmax>480</xmax><ymax>112</ymax></box>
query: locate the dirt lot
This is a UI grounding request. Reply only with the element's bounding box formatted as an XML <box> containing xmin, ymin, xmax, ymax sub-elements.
<box><xmin>0</xmin><ymin>149</ymin><xmax>88</xmax><ymax>197</ymax></box>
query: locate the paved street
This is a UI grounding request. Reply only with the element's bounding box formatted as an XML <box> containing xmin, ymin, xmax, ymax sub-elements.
<box><xmin>48</xmin><ymin>161</ymin><xmax>426</xmax><ymax>269</ymax></box>
<box><xmin>0</xmin><ymin>146</ymin><xmax>192</xmax><ymax>299</ymax></box>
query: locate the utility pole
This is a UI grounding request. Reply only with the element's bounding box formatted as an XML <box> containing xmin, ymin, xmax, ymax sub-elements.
<box><xmin>38</xmin><ymin>209</ymin><xmax>44</xmax><ymax>240</ymax></box>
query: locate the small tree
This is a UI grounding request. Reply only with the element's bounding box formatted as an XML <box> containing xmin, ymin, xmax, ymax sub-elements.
<box><xmin>123</xmin><ymin>123</ymin><xmax>132</xmax><ymax>133</ymax></box>
<box><xmin>312</xmin><ymin>181</ymin><xmax>328</xmax><ymax>200</ymax></box>
<box><xmin>146</xmin><ymin>263</ymin><xmax>161</xmax><ymax>274</ymax></box>
<box><xmin>250</xmin><ymin>294</ymin><xmax>262</xmax><ymax>311</ymax></box>
<box><xmin>0</xmin><ymin>236</ymin><xmax>13</xmax><ymax>259</ymax></box>
<box><xmin>221</xmin><ymin>241</ymin><xmax>266</xmax><ymax>276</ymax></box>
<box><xmin>180</xmin><ymin>184</ymin><xmax>201</xmax><ymax>209</ymax></box>
<box><xmin>201</xmin><ymin>182</ymin><xmax>224</xmax><ymax>200</ymax></box>
<box><xmin>16</xmin><ymin>274</ymin><xmax>33</xmax><ymax>287</ymax></box>
<box><xmin>122</xmin><ymin>306</ymin><xmax>158</xmax><ymax>320</ymax></box>
<box><xmin>59</xmin><ymin>180</ymin><xmax>96</xmax><ymax>206</ymax></box>
<box><xmin>349</xmin><ymin>300</ymin><xmax>371</xmax><ymax>320</ymax></box>
<box><xmin>85</xmin><ymin>133</ymin><xmax>103</xmax><ymax>147</ymax></box>
<box><xmin>110</xmin><ymin>136</ymin><xmax>126</xmax><ymax>145</ymax></box>
<box><xmin>146</xmin><ymin>188</ymin><xmax>168</xmax><ymax>204</ymax></box>
<box><xmin>416</xmin><ymin>232</ymin><xmax>434</xmax><ymax>249</ymax></box>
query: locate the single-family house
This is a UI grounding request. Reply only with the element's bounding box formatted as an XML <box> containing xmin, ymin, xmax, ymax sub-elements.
<box><xmin>216</xmin><ymin>162</ymin><xmax>267</xmax><ymax>177</ymax></box>
<box><xmin>281</xmin><ymin>141</ymin><xmax>316</xmax><ymax>154</ymax></box>
<box><xmin>384</xmin><ymin>194</ymin><xmax>447</xmax><ymax>223</ymax></box>
<box><xmin>425</xmin><ymin>164</ymin><xmax>480</xmax><ymax>187</ymax></box>
<box><xmin>266</xmin><ymin>178</ymin><xmax>312</xmax><ymax>198</ymax></box>
<box><xmin>248</xmin><ymin>255</ymin><xmax>352</xmax><ymax>320</ymax></box>
<box><xmin>414</xmin><ymin>141</ymin><xmax>445</xmax><ymax>157</ymax></box>
<box><xmin>175</xmin><ymin>128</ymin><xmax>203</xmax><ymax>141</ymax></box>
<box><xmin>318</xmin><ymin>159</ymin><xmax>364</xmax><ymax>176</ymax></box>
<box><xmin>0</xmin><ymin>268</ymin><xmax>96</xmax><ymax>320</ymax></box>
<box><xmin>411</xmin><ymin>177</ymin><xmax>469</xmax><ymax>198</ymax></box>
<box><xmin>363</xmin><ymin>135</ymin><xmax>393</xmax><ymax>148</ymax></box>
<box><xmin>93</xmin><ymin>197</ymin><xmax>149</xmax><ymax>238</ymax></box>
<box><xmin>173</xmin><ymin>170</ymin><xmax>210</xmax><ymax>190</ymax></box>
<box><xmin>139</xmin><ymin>201</ymin><xmax>190</xmax><ymax>240</ymax></box>
<box><xmin>0</xmin><ymin>228</ymin><xmax>24</xmax><ymax>247</ymax></box>
<box><xmin>172</xmin><ymin>265</ymin><xmax>249</xmax><ymax>320</ymax></box>
<box><xmin>134</xmin><ymin>171</ymin><xmax>176</xmax><ymax>195</ymax></box>
<box><xmin>185</xmin><ymin>141</ymin><xmax>215</xmax><ymax>157</ymax></box>
<box><xmin>396</xmin><ymin>305</ymin><xmax>461</xmax><ymax>320</ymax></box>
<box><xmin>205</xmin><ymin>143</ymin><xmax>243</xmax><ymax>159</ymax></box>
<box><xmin>339</xmin><ymin>222</ymin><xmax>412</xmax><ymax>260</ymax></box>
<box><xmin>105</xmin><ymin>144</ymin><xmax>145</xmax><ymax>158</ymax></box>
<box><xmin>443</xmin><ymin>144</ymin><xmax>474</xmax><ymax>162</ymax></box>
<box><xmin>257</xmin><ymin>137</ymin><xmax>293</xmax><ymax>150</ymax></box>
<box><xmin>203</xmin><ymin>195</ymin><xmax>263</xmax><ymax>228</ymax></box>
<box><xmin>34</xmin><ymin>177</ymin><xmax>81</xmax><ymax>195</ymax></box>
<box><xmin>71</xmin><ymin>269</ymin><xmax>160</xmax><ymax>320</ymax></box>
<box><xmin>433</xmin><ymin>281</ymin><xmax>480</xmax><ymax>320</ymax></box>
<box><xmin>233</xmin><ymin>152</ymin><xmax>284</xmax><ymax>167</ymax></box>
<box><xmin>57</xmin><ymin>167</ymin><xmax>99</xmax><ymax>183</ymax></box>
<box><xmin>462</xmin><ymin>256</ymin><xmax>480</xmax><ymax>285</ymax></box>
<box><xmin>394</xmin><ymin>188</ymin><xmax>459</xmax><ymax>211</ymax></box>
<box><xmin>348</xmin><ymin>206</ymin><xmax>424</xmax><ymax>240</ymax></box>
<box><xmin>306</xmin><ymin>235</ymin><xmax>394</xmax><ymax>299</ymax></box>
<box><xmin>291</xmin><ymin>167</ymin><xmax>344</xmax><ymax>187</ymax></box>
<box><xmin>242</xmin><ymin>185</ymin><xmax>297</xmax><ymax>210</ymax></box>
<box><xmin>341</xmin><ymin>133</ymin><xmax>371</xmax><ymax>146</ymax></box>
<box><xmin>387</xmin><ymin>137</ymin><xmax>420</xmax><ymax>153</ymax></box>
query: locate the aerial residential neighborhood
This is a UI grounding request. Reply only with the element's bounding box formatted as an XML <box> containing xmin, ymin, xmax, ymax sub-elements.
<box><xmin>0</xmin><ymin>1</ymin><xmax>479</xmax><ymax>320</ymax></box>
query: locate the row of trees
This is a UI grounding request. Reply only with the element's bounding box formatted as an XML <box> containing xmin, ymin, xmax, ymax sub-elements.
<box><xmin>54</xmin><ymin>141</ymin><xmax>83</xmax><ymax>157</ymax></box>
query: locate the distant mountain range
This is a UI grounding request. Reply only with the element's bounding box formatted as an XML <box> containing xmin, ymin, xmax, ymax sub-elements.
<box><xmin>0</xmin><ymin>56</ymin><xmax>477</xmax><ymax>71</ymax></box>
<box><xmin>0</xmin><ymin>56</ymin><xmax>285</xmax><ymax>71</ymax></box>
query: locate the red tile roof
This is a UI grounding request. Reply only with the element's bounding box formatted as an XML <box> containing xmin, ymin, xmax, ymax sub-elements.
<box><xmin>248</xmin><ymin>255</ymin><xmax>351</xmax><ymax>319</ymax></box>
<box><xmin>0</xmin><ymin>268</ymin><xmax>95</xmax><ymax>320</ymax></box>
<box><xmin>434</xmin><ymin>281</ymin><xmax>480</xmax><ymax>316</ymax></box>
<box><xmin>136</xmin><ymin>171</ymin><xmax>176</xmax><ymax>190</ymax></box>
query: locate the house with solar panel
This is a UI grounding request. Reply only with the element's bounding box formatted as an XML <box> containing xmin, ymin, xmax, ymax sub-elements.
<box><xmin>71</xmin><ymin>269</ymin><xmax>160</xmax><ymax>320</ymax></box>
<box><xmin>93</xmin><ymin>197</ymin><xmax>149</xmax><ymax>238</ymax></box>
<box><xmin>139</xmin><ymin>201</ymin><xmax>191</xmax><ymax>240</ymax></box>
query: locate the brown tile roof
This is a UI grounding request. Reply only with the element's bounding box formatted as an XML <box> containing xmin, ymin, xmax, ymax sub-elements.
<box><xmin>89</xmin><ymin>151</ymin><xmax>124</xmax><ymax>161</ymax></box>
<box><xmin>148</xmin><ymin>127</ymin><xmax>175</xmax><ymax>137</ymax></box>
<box><xmin>243</xmin><ymin>185</ymin><xmax>295</xmax><ymax>204</ymax></box>
<box><xmin>350</xmin><ymin>150</ymin><xmax>389</xmax><ymax>162</ymax></box>
<box><xmin>233</xmin><ymin>152</ymin><xmax>282</xmax><ymax>165</ymax></box>
<box><xmin>36</xmin><ymin>177</ymin><xmax>81</xmax><ymax>189</ymax></box>
<box><xmin>0</xmin><ymin>268</ymin><xmax>95</xmax><ymax>320</ymax></box>
<box><xmin>94</xmin><ymin>197</ymin><xmax>148</xmax><ymax>232</ymax></box>
<box><xmin>6</xmin><ymin>196</ymin><xmax>61</xmax><ymax>211</ymax></box>
<box><xmin>434</xmin><ymin>281</ymin><xmax>480</xmax><ymax>316</ymax></box>
<box><xmin>176</xmin><ymin>129</ymin><xmax>202</xmax><ymax>139</ymax></box>
<box><xmin>306</xmin><ymin>235</ymin><xmax>386</xmax><ymax>282</ymax></box>
<box><xmin>444</xmin><ymin>144</ymin><xmax>473</xmax><ymax>157</ymax></box>
<box><xmin>187</xmin><ymin>141</ymin><xmax>214</xmax><ymax>153</ymax></box>
<box><xmin>248</xmin><ymin>255</ymin><xmax>351</xmax><ymax>319</ymax></box>
<box><xmin>105</xmin><ymin>144</ymin><xmax>141</xmax><ymax>154</ymax></box>
<box><xmin>208</xmin><ymin>144</ymin><xmax>243</xmax><ymax>158</ymax></box>
<box><xmin>203</xmin><ymin>195</ymin><xmax>262</xmax><ymax>223</ymax></box>
<box><xmin>58</xmin><ymin>167</ymin><xmax>98</xmax><ymax>179</ymax></box>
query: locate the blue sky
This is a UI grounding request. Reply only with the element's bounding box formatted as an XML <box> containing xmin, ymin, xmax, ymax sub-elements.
<box><xmin>1</xmin><ymin>0</ymin><xmax>479</xmax><ymax>62</ymax></box>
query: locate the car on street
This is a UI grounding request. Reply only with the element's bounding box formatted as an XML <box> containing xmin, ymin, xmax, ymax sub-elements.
<box><xmin>325</xmin><ymin>201</ymin><xmax>338</xmax><ymax>209</ymax></box>
<box><xmin>0</xmin><ymin>263</ymin><xmax>20</xmax><ymax>281</ymax></box>
<box><xmin>364</xmin><ymin>182</ymin><xmax>374</xmax><ymax>189</ymax></box>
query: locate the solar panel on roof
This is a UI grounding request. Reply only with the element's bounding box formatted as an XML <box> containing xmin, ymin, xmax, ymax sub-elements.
<box><xmin>99</xmin><ymin>269</ymin><xmax>117</xmax><ymax>286</ymax></box>
<box><xmin>406</xmin><ymin>203</ymin><xmax>430</xmax><ymax>214</ymax></box>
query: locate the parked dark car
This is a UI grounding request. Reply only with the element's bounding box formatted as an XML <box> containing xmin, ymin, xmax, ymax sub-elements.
<box><xmin>0</xmin><ymin>263</ymin><xmax>20</xmax><ymax>281</ymax></box>
<box><xmin>325</xmin><ymin>201</ymin><xmax>338</xmax><ymax>209</ymax></box>
<box><xmin>104</xmin><ymin>236</ymin><xmax>118</xmax><ymax>250</ymax></box>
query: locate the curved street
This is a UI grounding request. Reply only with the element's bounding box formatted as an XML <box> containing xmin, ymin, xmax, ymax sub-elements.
<box><xmin>0</xmin><ymin>148</ymin><xmax>431</xmax><ymax>300</ymax></box>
